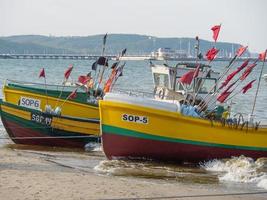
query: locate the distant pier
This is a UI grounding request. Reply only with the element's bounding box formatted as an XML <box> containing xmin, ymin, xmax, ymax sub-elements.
<box><xmin>0</xmin><ymin>54</ymin><xmax>258</xmax><ymax>62</ymax></box>
<box><xmin>0</xmin><ymin>54</ymin><xmax>116</xmax><ymax>60</ymax></box>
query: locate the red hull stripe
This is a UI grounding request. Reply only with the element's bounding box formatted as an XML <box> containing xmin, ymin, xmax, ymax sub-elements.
<box><xmin>102</xmin><ymin>132</ymin><xmax>267</xmax><ymax>162</ymax></box>
<box><xmin>2</xmin><ymin>119</ymin><xmax>90</xmax><ymax>148</ymax></box>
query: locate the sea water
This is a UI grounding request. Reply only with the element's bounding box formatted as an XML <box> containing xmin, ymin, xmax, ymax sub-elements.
<box><xmin>0</xmin><ymin>58</ymin><xmax>267</xmax><ymax>193</ymax></box>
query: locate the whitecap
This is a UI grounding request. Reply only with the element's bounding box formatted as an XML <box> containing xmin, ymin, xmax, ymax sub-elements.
<box><xmin>257</xmin><ymin>178</ymin><xmax>267</xmax><ymax>190</ymax></box>
<box><xmin>201</xmin><ymin>156</ymin><xmax>267</xmax><ymax>190</ymax></box>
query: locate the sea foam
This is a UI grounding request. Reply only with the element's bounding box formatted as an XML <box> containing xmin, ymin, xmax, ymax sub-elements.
<box><xmin>202</xmin><ymin>156</ymin><xmax>267</xmax><ymax>190</ymax></box>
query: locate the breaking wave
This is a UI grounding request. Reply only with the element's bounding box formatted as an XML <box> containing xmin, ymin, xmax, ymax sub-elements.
<box><xmin>94</xmin><ymin>160</ymin><xmax>218</xmax><ymax>184</ymax></box>
<box><xmin>201</xmin><ymin>156</ymin><xmax>267</xmax><ymax>190</ymax></box>
<box><xmin>84</xmin><ymin>142</ymin><xmax>102</xmax><ymax>152</ymax></box>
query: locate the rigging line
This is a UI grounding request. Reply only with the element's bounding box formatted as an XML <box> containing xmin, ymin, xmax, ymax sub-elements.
<box><xmin>0</xmin><ymin>125</ymin><xmax>98</xmax><ymax>129</ymax></box>
<box><xmin>0</xmin><ymin>135</ymin><xmax>99</xmax><ymax>140</ymax></box>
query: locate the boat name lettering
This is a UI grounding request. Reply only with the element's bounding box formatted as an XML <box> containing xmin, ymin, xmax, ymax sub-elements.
<box><xmin>20</xmin><ymin>97</ymin><xmax>41</xmax><ymax>110</ymax></box>
<box><xmin>31</xmin><ymin>113</ymin><xmax>52</xmax><ymax>126</ymax></box>
<box><xmin>122</xmin><ymin>114</ymin><xmax>148</xmax><ymax>124</ymax></box>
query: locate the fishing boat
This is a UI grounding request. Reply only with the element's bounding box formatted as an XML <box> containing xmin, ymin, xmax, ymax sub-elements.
<box><xmin>99</xmin><ymin>93</ymin><xmax>267</xmax><ymax>162</ymax></box>
<box><xmin>3</xmin><ymin>79</ymin><xmax>99</xmax><ymax>119</ymax></box>
<box><xmin>2</xmin><ymin>34</ymin><xmax>126</xmax><ymax>119</ymax></box>
<box><xmin>0</xmin><ymin>99</ymin><xmax>100</xmax><ymax>148</ymax></box>
<box><xmin>99</xmin><ymin>26</ymin><xmax>267</xmax><ymax>163</ymax></box>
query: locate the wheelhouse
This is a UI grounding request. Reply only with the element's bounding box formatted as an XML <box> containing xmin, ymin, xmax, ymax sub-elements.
<box><xmin>151</xmin><ymin>62</ymin><xmax>220</xmax><ymax>106</ymax></box>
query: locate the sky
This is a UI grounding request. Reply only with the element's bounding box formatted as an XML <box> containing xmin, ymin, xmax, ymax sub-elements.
<box><xmin>0</xmin><ymin>0</ymin><xmax>266</xmax><ymax>52</ymax></box>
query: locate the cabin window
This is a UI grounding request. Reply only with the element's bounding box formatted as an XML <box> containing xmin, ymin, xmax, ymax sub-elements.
<box><xmin>154</xmin><ymin>73</ymin><xmax>169</xmax><ymax>88</ymax></box>
<box><xmin>195</xmin><ymin>78</ymin><xmax>217</xmax><ymax>93</ymax></box>
<box><xmin>175</xmin><ymin>82</ymin><xmax>194</xmax><ymax>92</ymax></box>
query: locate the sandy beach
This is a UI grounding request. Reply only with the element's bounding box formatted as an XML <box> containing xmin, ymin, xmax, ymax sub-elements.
<box><xmin>0</xmin><ymin>145</ymin><xmax>266</xmax><ymax>200</ymax></box>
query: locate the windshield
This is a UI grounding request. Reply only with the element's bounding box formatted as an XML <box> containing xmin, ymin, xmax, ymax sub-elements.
<box><xmin>175</xmin><ymin>77</ymin><xmax>216</xmax><ymax>93</ymax></box>
<box><xmin>195</xmin><ymin>78</ymin><xmax>217</xmax><ymax>93</ymax></box>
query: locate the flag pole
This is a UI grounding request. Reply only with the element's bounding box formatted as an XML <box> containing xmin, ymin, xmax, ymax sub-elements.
<box><xmin>200</xmin><ymin>46</ymin><xmax>248</xmax><ymax>111</ymax></box>
<box><xmin>226</xmin><ymin>79</ymin><xmax>256</xmax><ymax>102</ymax></box>
<box><xmin>39</xmin><ymin>68</ymin><xmax>49</xmax><ymax>108</ymax></box>
<box><xmin>191</xmin><ymin>36</ymin><xmax>200</xmax><ymax>105</ymax></box>
<box><xmin>55</xmin><ymin>64</ymin><xmax>73</xmax><ymax>108</ymax></box>
<box><xmin>197</xmin><ymin>52</ymin><xmax>249</xmax><ymax>112</ymax></box>
<box><xmin>44</xmin><ymin>75</ymin><xmax>48</xmax><ymax>106</ymax></box>
<box><xmin>109</xmin><ymin>62</ymin><xmax>126</xmax><ymax>92</ymax></box>
<box><xmin>98</xmin><ymin>33</ymin><xmax>108</xmax><ymax>83</ymax></box>
<box><xmin>103</xmin><ymin>49</ymin><xmax>127</xmax><ymax>93</ymax></box>
<box><xmin>197</xmin><ymin>55</ymin><xmax>237</xmax><ymax>112</ymax></box>
<box><xmin>94</xmin><ymin>33</ymin><xmax>108</xmax><ymax>90</ymax></box>
<box><xmin>192</xmin><ymin>24</ymin><xmax>221</xmax><ymax>106</ymax></box>
<box><xmin>202</xmin><ymin>59</ymin><xmax>258</xmax><ymax>110</ymax></box>
<box><xmin>251</xmin><ymin>50</ymin><xmax>266</xmax><ymax>118</ymax></box>
<box><xmin>59</xmin><ymin>87</ymin><xmax>79</xmax><ymax>109</ymax></box>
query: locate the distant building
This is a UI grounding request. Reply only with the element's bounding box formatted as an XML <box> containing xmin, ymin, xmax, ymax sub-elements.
<box><xmin>151</xmin><ymin>48</ymin><xmax>187</xmax><ymax>60</ymax></box>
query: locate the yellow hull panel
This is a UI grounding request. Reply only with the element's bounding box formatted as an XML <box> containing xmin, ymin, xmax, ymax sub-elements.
<box><xmin>3</xmin><ymin>87</ymin><xmax>99</xmax><ymax>119</ymax></box>
<box><xmin>1</xmin><ymin>104</ymin><xmax>99</xmax><ymax>136</ymax></box>
<box><xmin>100</xmin><ymin>100</ymin><xmax>267</xmax><ymax>149</ymax></box>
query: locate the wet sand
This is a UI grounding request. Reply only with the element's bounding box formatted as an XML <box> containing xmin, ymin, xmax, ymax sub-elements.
<box><xmin>0</xmin><ymin>145</ymin><xmax>266</xmax><ymax>200</ymax></box>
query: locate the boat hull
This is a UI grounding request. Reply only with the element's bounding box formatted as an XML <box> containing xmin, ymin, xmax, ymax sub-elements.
<box><xmin>99</xmin><ymin>97</ymin><xmax>267</xmax><ymax>162</ymax></box>
<box><xmin>0</xmin><ymin>100</ymin><xmax>100</xmax><ymax>148</ymax></box>
<box><xmin>102</xmin><ymin>126</ymin><xmax>267</xmax><ymax>162</ymax></box>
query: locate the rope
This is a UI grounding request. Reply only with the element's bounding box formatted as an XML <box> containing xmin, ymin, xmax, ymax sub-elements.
<box><xmin>98</xmin><ymin>191</ymin><xmax>267</xmax><ymax>200</ymax></box>
<box><xmin>0</xmin><ymin>126</ymin><xmax>54</xmax><ymax>129</ymax></box>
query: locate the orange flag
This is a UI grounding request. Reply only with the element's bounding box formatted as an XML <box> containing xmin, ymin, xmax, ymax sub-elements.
<box><xmin>217</xmin><ymin>91</ymin><xmax>231</xmax><ymax>103</ymax></box>
<box><xmin>236</xmin><ymin>46</ymin><xmax>248</xmax><ymax>57</ymax></box>
<box><xmin>259</xmin><ymin>50</ymin><xmax>267</xmax><ymax>61</ymax></box>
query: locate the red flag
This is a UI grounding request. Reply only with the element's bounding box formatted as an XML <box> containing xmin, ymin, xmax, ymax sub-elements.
<box><xmin>205</xmin><ymin>47</ymin><xmax>219</xmax><ymax>61</ymax></box>
<box><xmin>240</xmin><ymin>63</ymin><xmax>257</xmax><ymax>80</ymax></box>
<box><xmin>236</xmin><ymin>46</ymin><xmax>248</xmax><ymax>57</ymax></box>
<box><xmin>64</xmin><ymin>64</ymin><xmax>73</xmax><ymax>79</ymax></box>
<box><xmin>217</xmin><ymin>91</ymin><xmax>232</xmax><ymax>103</ymax></box>
<box><xmin>219</xmin><ymin>71</ymin><xmax>238</xmax><ymax>89</ymax></box>
<box><xmin>179</xmin><ymin>70</ymin><xmax>194</xmax><ymax>85</ymax></box>
<box><xmin>259</xmin><ymin>50</ymin><xmax>267</xmax><ymax>61</ymax></box>
<box><xmin>69</xmin><ymin>89</ymin><xmax>77</xmax><ymax>99</ymax></box>
<box><xmin>193</xmin><ymin>64</ymin><xmax>200</xmax><ymax>78</ymax></box>
<box><xmin>211</xmin><ymin>25</ymin><xmax>221</xmax><ymax>42</ymax></box>
<box><xmin>219</xmin><ymin>60</ymin><xmax>249</xmax><ymax>89</ymax></box>
<box><xmin>236</xmin><ymin>59</ymin><xmax>250</xmax><ymax>73</ymax></box>
<box><xmin>78</xmin><ymin>75</ymin><xmax>90</xmax><ymax>85</ymax></box>
<box><xmin>242</xmin><ymin>80</ymin><xmax>256</xmax><ymax>94</ymax></box>
<box><xmin>39</xmin><ymin>68</ymin><xmax>45</xmax><ymax>78</ymax></box>
<box><xmin>218</xmin><ymin>81</ymin><xmax>236</xmax><ymax>102</ymax></box>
